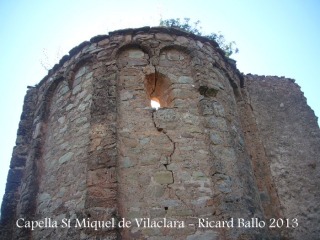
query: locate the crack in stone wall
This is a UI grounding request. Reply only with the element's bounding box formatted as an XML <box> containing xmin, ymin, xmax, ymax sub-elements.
<box><xmin>151</xmin><ymin>109</ymin><xmax>177</xmax><ymax>204</ymax></box>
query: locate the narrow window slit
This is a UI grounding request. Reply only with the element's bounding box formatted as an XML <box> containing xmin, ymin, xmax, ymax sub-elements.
<box><xmin>151</xmin><ymin>98</ymin><xmax>160</xmax><ymax>110</ymax></box>
<box><xmin>145</xmin><ymin>72</ymin><xmax>172</xmax><ymax>109</ymax></box>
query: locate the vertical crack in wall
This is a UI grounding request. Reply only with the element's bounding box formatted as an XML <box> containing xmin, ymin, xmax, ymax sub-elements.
<box><xmin>151</xmin><ymin>109</ymin><xmax>189</xmax><ymax>207</ymax></box>
<box><xmin>151</xmin><ymin>109</ymin><xmax>176</xmax><ymax>170</ymax></box>
<box><xmin>150</xmin><ymin>91</ymin><xmax>192</xmax><ymax>208</ymax></box>
<box><xmin>150</xmin><ymin>69</ymin><xmax>157</xmax><ymax>98</ymax></box>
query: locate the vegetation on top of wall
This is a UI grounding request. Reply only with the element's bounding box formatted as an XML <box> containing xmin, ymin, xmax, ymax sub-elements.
<box><xmin>159</xmin><ymin>18</ymin><xmax>239</xmax><ymax>57</ymax></box>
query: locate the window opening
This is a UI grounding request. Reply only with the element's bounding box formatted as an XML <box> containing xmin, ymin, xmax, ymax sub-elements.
<box><xmin>151</xmin><ymin>98</ymin><xmax>160</xmax><ymax>110</ymax></box>
<box><xmin>145</xmin><ymin>72</ymin><xmax>172</xmax><ymax>110</ymax></box>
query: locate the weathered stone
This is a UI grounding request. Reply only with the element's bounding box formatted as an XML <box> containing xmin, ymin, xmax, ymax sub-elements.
<box><xmin>133</xmin><ymin>33</ymin><xmax>154</xmax><ymax>41</ymax></box>
<box><xmin>167</xmin><ymin>50</ymin><xmax>185</xmax><ymax>60</ymax></box>
<box><xmin>97</xmin><ymin>38</ymin><xmax>110</xmax><ymax>46</ymax></box>
<box><xmin>59</xmin><ymin>124</ymin><xmax>68</xmax><ymax>133</ymax></box>
<box><xmin>155</xmin><ymin>33</ymin><xmax>174</xmax><ymax>41</ymax></box>
<box><xmin>32</xmin><ymin>122</ymin><xmax>42</xmax><ymax>139</ymax></box>
<box><xmin>209</xmin><ymin>132</ymin><xmax>223</xmax><ymax>145</ymax></box>
<box><xmin>213</xmin><ymin>173</ymin><xmax>232</xmax><ymax>193</ymax></box>
<box><xmin>75</xmin><ymin>117</ymin><xmax>87</xmax><ymax>124</ymax></box>
<box><xmin>38</xmin><ymin>192</ymin><xmax>50</xmax><ymax>202</ymax></box>
<box><xmin>212</xmin><ymin>101</ymin><xmax>225</xmax><ymax>117</ymax></box>
<box><xmin>59</xmin><ymin>85</ymin><xmax>69</xmax><ymax>95</ymax></box>
<box><xmin>120</xmin><ymin>90</ymin><xmax>134</xmax><ymax>101</ymax></box>
<box><xmin>58</xmin><ymin>152</ymin><xmax>74</xmax><ymax>164</ymax></box>
<box><xmin>205</xmin><ymin>116</ymin><xmax>227</xmax><ymax>131</ymax></box>
<box><xmin>127</xmin><ymin>58</ymin><xmax>148</xmax><ymax>66</ymax></box>
<box><xmin>176</xmin><ymin>36</ymin><xmax>189</xmax><ymax>44</ymax></box>
<box><xmin>154</xmin><ymin>171</ymin><xmax>173</xmax><ymax>184</ymax></box>
<box><xmin>72</xmin><ymin>84</ymin><xmax>81</xmax><ymax>95</ymax></box>
<box><xmin>58</xmin><ymin>116</ymin><xmax>65</xmax><ymax>124</ymax></box>
<box><xmin>66</xmin><ymin>103</ymin><xmax>74</xmax><ymax>111</ymax></box>
<box><xmin>121</xmin><ymin>157</ymin><xmax>135</xmax><ymax>168</ymax></box>
<box><xmin>75</xmin><ymin>66</ymin><xmax>87</xmax><ymax>79</ymax></box>
<box><xmin>177</xmin><ymin>76</ymin><xmax>193</xmax><ymax>84</ymax></box>
<box><xmin>192</xmin><ymin>171</ymin><xmax>207</xmax><ymax>180</ymax></box>
<box><xmin>78</xmin><ymin>102</ymin><xmax>88</xmax><ymax>112</ymax></box>
<box><xmin>128</xmin><ymin>49</ymin><xmax>144</xmax><ymax>58</ymax></box>
<box><xmin>147</xmin><ymin>184</ymin><xmax>165</xmax><ymax>198</ymax></box>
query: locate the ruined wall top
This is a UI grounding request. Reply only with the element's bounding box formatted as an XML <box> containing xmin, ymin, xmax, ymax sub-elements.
<box><xmin>36</xmin><ymin>26</ymin><xmax>243</xmax><ymax>90</ymax></box>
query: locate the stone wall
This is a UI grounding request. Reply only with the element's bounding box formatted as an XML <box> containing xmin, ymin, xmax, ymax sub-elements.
<box><xmin>0</xmin><ymin>27</ymin><xmax>319</xmax><ymax>240</ymax></box>
<box><xmin>245</xmin><ymin>75</ymin><xmax>320</xmax><ymax>239</ymax></box>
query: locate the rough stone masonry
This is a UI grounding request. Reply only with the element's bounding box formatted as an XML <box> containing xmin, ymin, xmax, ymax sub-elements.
<box><xmin>0</xmin><ymin>27</ymin><xmax>319</xmax><ymax>240</ymax></box>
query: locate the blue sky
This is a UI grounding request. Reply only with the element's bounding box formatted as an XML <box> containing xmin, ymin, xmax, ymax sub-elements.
<box><xmin>0</xmin><ymin>0</ymin><xmax>319</xmax><ymax>207</ymax></box>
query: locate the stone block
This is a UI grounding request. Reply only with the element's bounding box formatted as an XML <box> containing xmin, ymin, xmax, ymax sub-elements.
<box><xmin>75</xmin><ymin>66</ymin><xmax>87</xmax><ymax>79</ymax></box>
<box><xmin>147</xmin><ymin>184</ymin><xmax>165</xmax><ymax>198</ymax></box>
<box><xmin>66</xmin><ymin>104</ymin><xmax>74</xmax><ymax>111</ymax></box>
<box><xmin>72</xmin><ymin>85</ymin><xmax>82</xmax><ymax>95</ymax></box>
<box><xmin>127</xmin><ymin>58</ymin><xmax>148</xmax><ymax>66</ymax></box>
<box><xmin>120</xmin><ymin>157</ymin><xmax>135</xmax><ymax>168</ymax></box>
<box><xmin>58</xmin><ymin>152</ymin><xmax>74</xmax><ymax>164</ymax></box>
<box><xmin>177</xmin><ymin>76</ymin><xmax>193</xmax><ymax>84</ymax></box>
<box><xmin>155</xmin><ymin>33</ymin><xmax>174</xmax><ymax>41</ymax></box>
<box><xmin>167</xmin><ymin>50</ymin><xmax>185</xmax><ymax>61</ymax></box>
<box><xmin>140</xmin><ymin>154</ymin><xmax>159</xmax><ymax>166</ymax></box>
<box><xmin>128</xmin><ymin>49</ymin><xmax>145</xmax><ymax>58</ymax></box>
<box><xmin>210</xmin><ymin>132</ymin><xmax>223</xmax><ymax>145</ymax></box>
<box><xmin>171</xmin><ymin>89</ymin><xmax>195</xmax><ymax>99</ymax></box>
<box><xmin>192</xmin><ymin>171</ymin><xmax>207</xmax><ymax>180</ymax></box>
<box><xmin>154</xmin><ymin>171</ymin><xmax>173</xmax><ymax>184</ymax></box>
<box><xmin>176</xmin><ymin>36</ymin><xmax>189</xmax><ymax>44</ymax></box>
<box><xmin>213</xmin><ymin>173</ymin><xmax>232</xmax><ymax>193</ymax></box>
<box><xmin>205</xmin><ymin>116</ymin><xmax>227</xmax><ymax>131</ymax></box>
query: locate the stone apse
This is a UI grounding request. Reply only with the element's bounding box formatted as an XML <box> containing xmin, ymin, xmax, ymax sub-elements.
<box><xmin>1</xmin><ymin>27</ymin><xmax>319</xmax><ymax>240</ymax></box>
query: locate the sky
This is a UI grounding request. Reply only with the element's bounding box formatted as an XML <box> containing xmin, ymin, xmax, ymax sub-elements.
<box><xmin>0</xmin><ymin>0</ymin><xmax>319</xmax><ymax>209</ymax></box>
